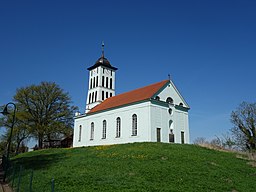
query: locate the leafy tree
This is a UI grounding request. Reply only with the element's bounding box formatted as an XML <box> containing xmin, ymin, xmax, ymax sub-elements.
<box><xmin>13</xmin><ymin>82</ymin><xmax>78</xmax><ymax>149</ymax></box>
<box><xmin>231</xmin><ymin>101</ymin><xmax>256</xmax><ymax>151</ymax></box>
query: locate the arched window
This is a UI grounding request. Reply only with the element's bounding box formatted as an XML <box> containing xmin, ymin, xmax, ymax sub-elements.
<box><xmin>90</xmin><ymin>122</ymin><xmax>94</xmax><ymax>140</ymax></box>
<box><xmin>89</xmin><ymin>93</ymin><xmax>91</xmax><ymax>104</ymax></box>
<box><xmin>78</xmin><ymin>125</ymin><xmax>82</xmax><ymax>142</ymax></box>
<box><xmin>106</xmin><ymin>92</ymin><xmax>108</xmax><ymax>99</ymax></box>
<box><xmin>95</xmin><ymin>91</ymin><xmax>97</xmax><ymax>102</ymax></box>
<box><xmin>110</xmin><ymin>78</ymin><xmax>113</xmax><ymax>89</ymax></box>
<box><xmin>179</xmin><ymin>103</ymin><xmax>183</xmax><ymax>106</ymax></box>
<box><xmin>102</xmin><ymin>76</ymin><xmax>105</xmax><ymax>87</ymax></box>
<box><xmin>93</xmin><ymin>77</ymin><xmax>95</xmax><ymax>88</ymax></box>
<box><xmin>92</xmin><ymin>92</ymin><xmax>94</xmax><ymax>103</ymax></box>
<box><xmin>96</xmin><ymin>76</ymin><xmax>98</xmax><ymax>87</ymax></box>
<box><xmin>155</xmin><ymin>96</ymin><xmax>160</xmax><ymax>101</ymax></box>
<box><xmin>90</xmin><ymin>78</ymin><xmax>92</xmax><ymax>89</ymax></box>
<box><xmin>116</xmin><ymin>117</ymin><xmax>121</xmax><ymax>138</ymax></box>
<box><xmin>166</xmin><ymin>97</ymin><xmax>174</xmax><ymax>104</ymax></box>
<box><xmin>132</xmin><ymin>114</ymin><xmax>137</xmax><ymax>136</ymax></box>
<box><xmin>106</xmin><ymin>77</ymin><xmax>109</xmax><ymax>88</ymax></box>
<box><xmin>110</xmin><ymin>93</ymin><xmax>112</xmax><ymax>97</ymax></box>
<box><xmin>102</xmin><ymin>120</ymin><xmax>107</xmax><ymax>139</ymax></box>
<box><xmin>102</xmin><ymin>91</ymin><xmax>104</xmax><ymax>100</ymax></box>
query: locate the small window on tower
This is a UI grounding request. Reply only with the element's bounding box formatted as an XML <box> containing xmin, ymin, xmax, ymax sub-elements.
<box><xmin>106</xmin><ymin>92</ymin><xmax>109</xmax><ymax>98</ymax></box>
<box><xmin>102</xmin><ymin>91</ymin><xmax>104</xmax><ymax>100</ymax></box>
<box><xmin>110</xmin><ymin>78</ymin><xmax>113</xmax><ymax>89</ymax></box>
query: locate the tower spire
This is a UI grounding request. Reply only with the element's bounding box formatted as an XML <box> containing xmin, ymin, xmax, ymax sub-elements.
<box><xmin>101</xmin><ymin>41</ymin><xmax>105</xmax><ymax>57</ymax></box>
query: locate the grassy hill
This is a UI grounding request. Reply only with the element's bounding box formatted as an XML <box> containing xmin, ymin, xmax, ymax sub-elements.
<box><xmin>9</xmin><ymin>143</ymin><xmax>256</xmax><ymax>192</ymax></box>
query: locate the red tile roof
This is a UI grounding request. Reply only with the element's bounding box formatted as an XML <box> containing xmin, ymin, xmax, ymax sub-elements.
<box><xmin>88</xmin><ymin>80</ymin><xmax>169</xmax><ymax>114</ymax></box>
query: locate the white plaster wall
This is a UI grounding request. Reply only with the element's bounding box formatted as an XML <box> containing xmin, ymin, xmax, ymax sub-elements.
<box><xmin>150</xmin><ymin>102</ymin><xmax>189</xmax><ymax>144</ymax></box>
<box><xmin>73</xmin><ymin>102</ymin><xmax>151</xmax><ymax>147</ymax></box>
<box><xmin>157</xmin><ymin>81</ymin><xmax>189</xmax><ymax>108</ymax></box>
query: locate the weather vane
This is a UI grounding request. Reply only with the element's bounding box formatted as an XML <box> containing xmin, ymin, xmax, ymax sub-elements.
<box><xmin>101</xmin><ymin>41</ymin><xmax>105</xmax><ymax>57</ymax></box>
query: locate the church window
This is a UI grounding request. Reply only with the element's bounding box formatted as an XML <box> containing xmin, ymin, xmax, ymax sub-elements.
<box><xmin>93</xmin><ymin>77</ymin><xmax>96</xmax><ymax>88</ymax></box>
<box><xmin>90</xmin><ymin>79</ymin><xmax>92</xmax><ymax>89</ymax></box>
<box><xmin>116</xmin><ymin>117</ymin><xmax>121</xmax><ymax>138</ymax></box>
<box><xmin>132</xmin><ymin>114</ymin><xmax>137</xmax><ymax>136</ymax></box>
<box><xmin>92</xmin><ymin>92</ymin><xmax>94</xmax><ymax>103</ymax></box>
<box><xmin>111</xmin><ymin>70</ymin><xmax>112</xmax><ymax>76</ymax></box>
<box><xmin>166</xmin><ymin>97</ymin><xmax>174</xmax><ymax>104</ymax></box>
<box><xmin>102</xmin><ymin>91</ymin><xmax>104</xmax><ymax>100</ymax></box>
<box><xmin>78</xmin><ymin>125</ymin><xmax>82</xmax><ymax>142</ymax></box>
<box><xmin>102</xmin><ymin>76</ymin><xmax>105</xmax><ymax>87</ymax></box>
<box><xmin>179</xmin><ymin>103</ymin><xmax>184</xmax><ymax>106</ymax></box>
<box><xmin>110</xmin><ymin>93</ymin><xmax>112</xmax><ymax>97</ymax></box>
<box><xmin>95</xmin><ymin>91</ymin><xmax>97</xmax><ymax>102</ymax></box>
<box><xmin>103</xmin><ymin>68</ymin><xmax>105</xmax><ymax>74</ymax></box>
<box><xmin>168</xmin><ymin>108</ymin><xmax>173</xmax><ymax>115</ymax></box>
<box><xmin>110</xmin><ymin>78</ymin><xmax>113</xmax><ymax>89</ymax></box>
<box><xmin>90</xmin><ymin>123</ymin><xmax>94</xmax><ymax>140</ymax></box>
<box><xmin>155</xmin><ymin>96</ymin><xmax>160</xmax><ymax>101</ymax></box>
<box><xmin>106</xmin><ymin>92</ymin><xmax>108</xmax><ymax>98</ymax></box>
<box><xmin>89</xmin><ymin>93</ymin><xmax>91</xmax><ymax>104</ymax></box>
<box><xmin>102</xmin><ymin>120</ymin><xmax>107</xmax><ymax>139</ymax></box>
<box><xmin>106</xmin><ymin>77</ymin><xmax>109</xmax><ymax>88</ymax></box>
<box><xmin>96</xmin><ymin>76</ymin><xmax>98</xmax><ymax>87</ymax></box>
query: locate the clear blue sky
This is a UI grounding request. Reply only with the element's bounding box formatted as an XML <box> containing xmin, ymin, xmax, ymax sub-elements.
<box><xmin>1</xmin><ymin>0</ymin><xmax>256</xmax><ymax>143</ymax></box>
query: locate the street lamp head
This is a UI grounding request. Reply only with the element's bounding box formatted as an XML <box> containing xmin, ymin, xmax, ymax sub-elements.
<box><xmin>0</xmin><ymin>105</ymin><xmax>10</xmax><ymax>116</ymax></box>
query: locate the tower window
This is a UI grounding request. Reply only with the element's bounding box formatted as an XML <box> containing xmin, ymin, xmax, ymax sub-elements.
<box><xmin>155</xmin><ymin>96</ymin><xmax>160</xmax><ymax>101</ymax></box>
<box><xmin>110</xmin><ymin>93</ymin><xmax>112</xmax><ymax>97</ymax></box>
<box><xmin>92</xmin><ymin>92</ymin><xmax>94</xmax><ymax>103</ymax></box>
<box><xmin>116</xmin><ymin>117</ymin><xmax>121</xmax><ymax>138</ymax></box>
<box><xmin>110</xmin><ymin>78</ymin><xmax>113</xmax><ymax>89</ymax></box>
<box><xmin>111</xmin><ymin>70</ymin><xmax>112</xmax><ymax>76</ymax></box>
<box><xmin>102</xmin><ymin>91</ymin><xmax>104</xmax><ymax>100</ymax></box>
<box><xmin>90</xmin><ymin>79</ymin><xmax>92</xmax><ymax>89</ymax></box>
<box><xmin>106</xmin><ymin>77</ymin><xmax>109</xmax><ymax>88</ymax></box>
<box><xmin>103</xmin><ymin>68</ymin><xmax>105</xmax><ymax>74</ymax></box>
<box><xmin>106</xmin><ymin>92</ymin><xmax>108</xmax><ymax>98</ymax></box>
<box><xmin>95</xmin><ymin>91</ymin><xmax>97</xmax><ymax>102</ymax></box>
<box><xmin>93</xmin><ymin>77</ymin><xmax>96</xmax><ymax>88</ymax></box>
<box><xmin>96</xmin><ymin>76</ymin><xmax>98</xmax><ymax>87</ymax></box>
<box><xmin>102</xmin><ymin>76</ymin><xmax>105</xmax><ymax>87</ymax></box>
<box><xmin>90</xmin><ymin>122</ymin><xmax>94</xmax><ymax>140</ymax></box>
<box><xmin>102</xmin><ymin>120</ymin><xmax>107</xmax><ymax>139</ymax></box>
<box><xmin>132</xmin><ymin>114</ymin><xmax>137</xmax><ymax>136</ymax></box>
<box><xmin>89</xmin><ymin>93</ymin><xmax>91</xmax><ymax>104</ymax></box>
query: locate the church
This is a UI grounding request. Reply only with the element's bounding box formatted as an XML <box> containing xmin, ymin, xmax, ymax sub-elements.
<box><xmin>73</xmin><ymin>45</ymin><xmax>190</xmax><ymax>147</ymax></box>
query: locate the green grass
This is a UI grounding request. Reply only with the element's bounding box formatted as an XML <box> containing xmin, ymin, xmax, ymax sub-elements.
<box><xmin>8</xmin><ymin>143</ymin><xmax>256</xmax><ymax>192</ymax></box>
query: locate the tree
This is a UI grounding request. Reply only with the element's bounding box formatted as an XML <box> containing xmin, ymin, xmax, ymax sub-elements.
<box><xmin>231</xmin><ymin>101</ymin><xmax>256</xmax><ymax>151</ymax></box>
<box><xmin>13</xmin><ymin>82</ymin><xmax>78</xmax><ymax>149</ymax></box>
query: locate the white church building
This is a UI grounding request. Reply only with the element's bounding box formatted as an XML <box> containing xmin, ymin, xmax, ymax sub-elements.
<box><xmin>73</xmin><ymin>46</ymin><xmax>190</xmax><ymax>147</ymax></box>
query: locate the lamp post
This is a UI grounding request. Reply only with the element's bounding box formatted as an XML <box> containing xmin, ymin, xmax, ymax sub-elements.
<box><xmin>1</xmin><ymin>102</ymin><xmax>16</xmax><ymax>182</ymax></box>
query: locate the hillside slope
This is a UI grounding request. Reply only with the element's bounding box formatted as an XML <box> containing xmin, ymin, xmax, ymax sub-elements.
<box><xmin>10</xmin><ymin>143</ymin><xmax>256</xmax><ymax>192</ymax></box>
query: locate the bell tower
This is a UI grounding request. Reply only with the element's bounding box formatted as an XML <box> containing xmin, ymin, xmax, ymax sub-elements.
<box><xmin>85</xmin><ymin>43</ymin><xmax>118</xmax><ymax>113</ymax></box>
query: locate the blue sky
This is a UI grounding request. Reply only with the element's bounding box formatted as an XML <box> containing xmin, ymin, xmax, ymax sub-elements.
<box><xmin>1</xmin><ymin>0</ymin><xmax>256</xmax><ymax>143</ymax></box>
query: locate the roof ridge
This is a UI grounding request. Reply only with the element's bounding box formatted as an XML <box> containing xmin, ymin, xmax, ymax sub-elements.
<box><xmin>88</xmin><ymin>79</ymin><xmax>169</xmax><ymax>114</ymax></box>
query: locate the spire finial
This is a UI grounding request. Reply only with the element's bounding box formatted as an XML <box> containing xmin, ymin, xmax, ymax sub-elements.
<box><xmin>101</xmin><ymin>41</ymin><xmax>105</xmax><ymax>57</ymax></box>
<box><xmin>168</xmin><ymin>74</ymin><xmax>171</xmax><ymax>81</ymax></box>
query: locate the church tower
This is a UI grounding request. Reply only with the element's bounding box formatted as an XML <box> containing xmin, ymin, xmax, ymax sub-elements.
<box><xmin>85</xmin><ymin>43</ymin><xmax>118</xmax><ymax>113</ymax></box>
